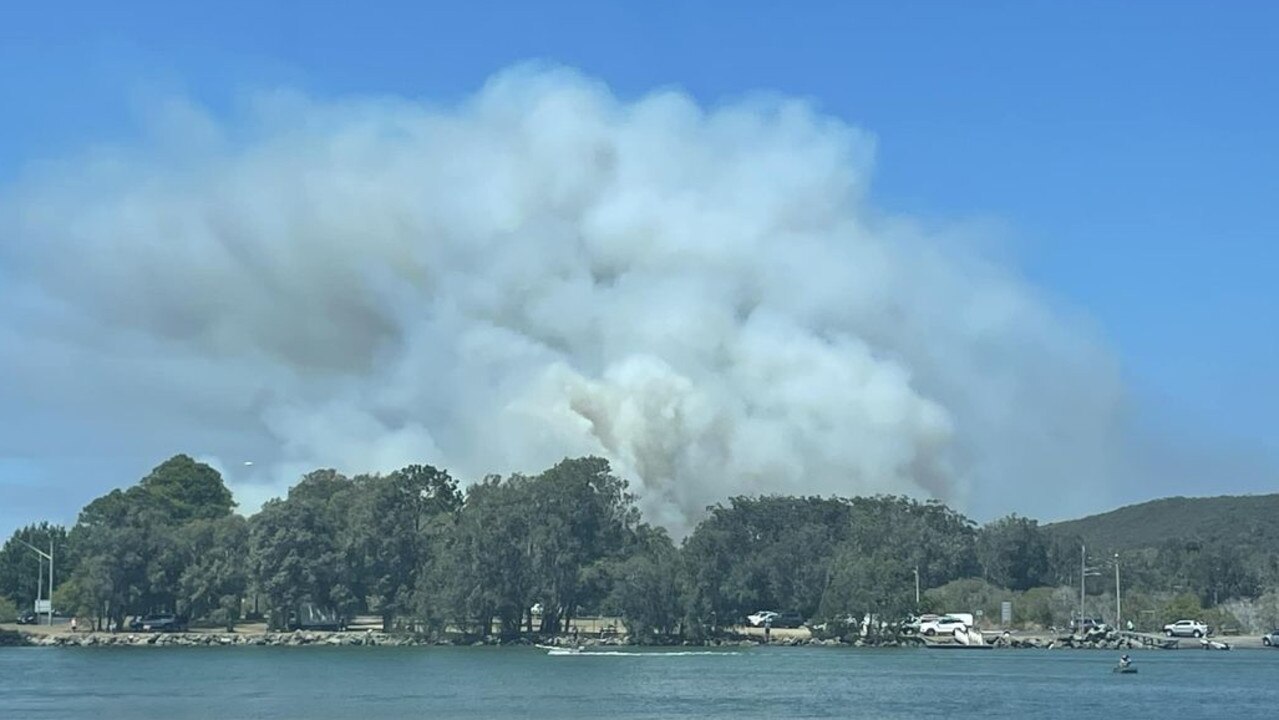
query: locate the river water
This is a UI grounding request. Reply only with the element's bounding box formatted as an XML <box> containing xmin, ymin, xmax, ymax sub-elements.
<box><xmin>2</xmin><ymin>645</ymin><xmax>1274</xmax><ymax>718</ymax></box>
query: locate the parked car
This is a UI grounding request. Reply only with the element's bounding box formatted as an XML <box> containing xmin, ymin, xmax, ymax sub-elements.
<box><xmin>771</xmin><ymin>611</ymin><xmax>804</xmax><ymax>629</ymax></box>
<box><xmin>901</xmin><ymin>614</ymin><xmax>940</xmax><ymax>634</ymax></box>
<box><xmin>16</xmin><ymin>610</ymin><xmax>38</xmax><ymax>625</ymax></box>
<box><xmin>747</xmin><ymin>611</ymin><xmax>779</xmax><ymax>627</ymax></box>
<box><xmin>1262</xmin><ymin>629</ymin><xmax>1279</xmax><ymax>647</ymax></box>
<box><xmin>919</xmin><ymin>615</ymin><xmax>969</xmax><ymax>636</ymax></box>
<box><xmin>1163</xmin><ymin>619</ymin><xmax>1209</xmax><ymax>638</ymax></box>
<box><xmin>130</xmin><ymin>613</ymin><xmax>188</xmax><ymax>632</ymax></box>
<box><xmin>285</xmin><ymin>603</ymin><xmax>346</xmax><ymax>632</ymax></box>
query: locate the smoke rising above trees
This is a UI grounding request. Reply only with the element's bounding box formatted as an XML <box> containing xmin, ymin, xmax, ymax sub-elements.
<box><xmin>0</xmin><ymin>65</ymin><xmax>1124</xmax><ymax>530</ymax></box>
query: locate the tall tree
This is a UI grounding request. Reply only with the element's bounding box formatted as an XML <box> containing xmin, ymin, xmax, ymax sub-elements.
<box><xmin>680</xmin><ymin>496</ymin><xmax>858</xmax><ymax>635</ymax></box>
<box><xmin>526</xmin><ymin>457</ymin><xmax>640</xmax><ymax>634</ymax></box>
<box><xmin>249</xmin><ymin>469</ymin><xmax>358</xmax><ymax>628</ymax></box>
<box><xmin>818</xmin><ymin>497</ymin><xmax>978</xmax><ymax>625</ymax></box>
<box><xmin>178</xmin><ymin>515</ymin><xmax>250</xmax><ymax>629</ymax></box>
<box><xmin>345</xmin><ymin>464</ymin><xmax>461</xmax><ymax>630</ymax></box>
<box><xmin>0</xmin><ymin>523</ymin><xmax>69</xmax><ymax>610</ymax></box>
<box><xmin>820</xmin><ymin>547</ymin><xmax>916</xmax><ymax>634</ymax></box>
<box><xmin>426</xmin><ymin>474</ymin><xmax>537</xmax><ymax>638</ymax></box>
<box><xmin>139</xmin><ymin>455</ymin><xmax>236</xmax><ymax>523</ymax></box>
<box><xmin>976</xmin><ymin>515</ymin><xmax>1051</xmax><ymax>591</ymax></box>
<box><xmin>605</xmin><ymin>525</ymin><xmax>682</xmax><ymax>642</ymax></box>
<box><xmin>61</xmin><ymin>455</ymin><xmax>237</xmax><ymax>627</ymax></box>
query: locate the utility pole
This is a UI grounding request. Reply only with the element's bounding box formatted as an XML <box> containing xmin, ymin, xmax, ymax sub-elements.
<box><xmin>1079</xmin><ymin>544</ymin><xmax>1085</xmax><ymax>623</ymax></box>
<box><xmin>1078</xmin><ymin>544</ymin><xmax>1101</xmax><ymax>627</ymax></box>
<box><xmin>914</xmin><ymin>566</ymin><xmax>921</xmax><ymax>605</ymax></box>
<box><xmin>1114</xmin><ymin>553</ymin><xmax>1121</xmax><ymax>629</ymax></box>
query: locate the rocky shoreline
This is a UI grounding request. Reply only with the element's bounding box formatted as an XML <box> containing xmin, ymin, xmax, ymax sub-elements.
<box><xmin>3</xmin><ymin>628</ymin><xmax>1213</xmax><ymax>650</ymax></box>
<box><xmin>4</xmin><ymin>626</ymin><xmax>1243</xmax><ymax>654</ymax></box>
<box><xmin>15</xmin><ymin>630</ymin><xmax>428</xmax><ymax>648</ymax></box>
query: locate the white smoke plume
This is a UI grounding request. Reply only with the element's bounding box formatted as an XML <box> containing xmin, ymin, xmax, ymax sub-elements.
<box><xmin>0</xmin><ymin>65</ymin><xmax>1123</xmax><ymax>533</ymax></box>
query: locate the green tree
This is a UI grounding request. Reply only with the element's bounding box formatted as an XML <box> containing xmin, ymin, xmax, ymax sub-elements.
<box><xmin>680</xmin><ymin>496</ymin><xmax>857</xmax><ymax>635</ymax></box>
<box><xmin>67</xmin><ymin>486</ymin><xmax>182</xmax><ymax>629</ymax></box>
<box><xmin>345</xmin><ymin>464</ymin><xmax>461</xmax><ymax>630</ymax></box>
<box><xmin>976</xmin><ymin>515</ymin><xmax>1050</xmax><ymax>591</ymax></box>
<box><xmin>820</xmin><ymin>547</ymin><xmax>915</xmax><ymax>636</ymax></box>
<box><xmin>426</xmin><ymin>474</ymin><xmax>537</xmax><ymax>638</ymax></box>
<box><xmin>841</xmin><ymin>497</ymin><xmax>978</xmax><ymax>599</ymax></box>
<box><xmin>138</xmin><ymin>455</ymin><xmax>236</xmax><ymax>523</ymax></box>
<box><xmin>526</xmin><ymin>457</ymin><xmax>640</xmax><ymax>634</ymax></box>
<box><xmin>0</xmin><ymin>523</ymin><xmax>69</xmax><ymax>610</ymax></box>
<box><xmin>249</xmin><ymin>469</ymin><xmax>359</xmax><ymax>628</ymax></box>
<box><xmin>605</xmin><ymin>526</ymin><xmax>682</xmax><ymax>642</ymax></box>
<box><xmin>178</xmin><ymin>515</ymin><xmax>250</xmax><ymax>629</ymax></box>
<box><xmin>60</xmin><ymin>455</ymin><xmax>238</xmax><ymax>629</ymax></box>
<box><xmin>0</xmin><ymin>594</ymin><xmax>17</xmax><ymax>622</ymax></box>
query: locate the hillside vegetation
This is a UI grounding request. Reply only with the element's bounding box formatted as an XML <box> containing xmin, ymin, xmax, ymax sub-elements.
<box><xmin>1046</xmin><ymin>494</ymin><xmax>1279</xmax><ymax>552</ymax></box>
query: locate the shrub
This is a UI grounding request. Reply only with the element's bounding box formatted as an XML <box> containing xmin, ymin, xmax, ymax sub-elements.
<box><xmin>0</xmin><ymin>595</ymin><xmax>17</xmax><ymax>623</ymax></box>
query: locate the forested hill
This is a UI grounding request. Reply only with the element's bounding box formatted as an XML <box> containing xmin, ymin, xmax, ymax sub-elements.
<box><xmin>1045</xmin><ymin>493</ymin><xmax>1279</xmax><ymax>551</ymax></box>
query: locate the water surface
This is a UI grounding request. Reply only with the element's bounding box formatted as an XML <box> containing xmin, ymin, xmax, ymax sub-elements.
<box><xmin>2</xmin><ymin>645</ymin><xmax>1273</xmax><ymax>718</ymax></box>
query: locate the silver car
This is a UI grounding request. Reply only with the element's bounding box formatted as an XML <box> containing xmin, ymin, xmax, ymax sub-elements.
<box><xmin>1263</xmin><ymin>629</ymin><xmax>1279</xmax><ymax>647</ymax></box>
<box><xmin>1163</xmin><ymin>619</ymin><xmax>1209</xmax><ymax>638</ymax></box>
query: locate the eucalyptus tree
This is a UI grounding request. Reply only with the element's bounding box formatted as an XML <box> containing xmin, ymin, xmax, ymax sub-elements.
<box><xmin>344</xmin><ymin>464</ymin><xmax>461</xmax><ymax>630</ymax></box>
<box><xmin>976</xmin><ymin>514</ymin><xmax>1051</xmax><ymax>591</ymax></box>
<box><xmin>525</xmin><ymin>456</ymin><xmax>640</xmax><ymax>634</ymax></box>
<box><xmin>248</xmin><ymin>469</ymin><xmax>360</xmax><ymax>627</ymax></box>
<box><xmin>605</xmin><ymin>524</ymin><xmax>682</xmax><ymax>642</ymax></box>
<box><xmin>62</xmin><ymin>455</ymin><xmax>237</xmax><ymax>628</ymax></box>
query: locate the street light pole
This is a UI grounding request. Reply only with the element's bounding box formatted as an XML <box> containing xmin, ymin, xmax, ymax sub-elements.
<box><xmin>49</xmin><ymin>538</ymin><xmax>54</xmax><ymax>627</ymax></box>
<box><xmin>914</xmin><ymin>566</ymin><xmax>921</xmax><ymax>605</ymax></box>
<box><xmin>18</xmin><ymin>538</ymin><xmax>54</xmax><ymax>626</ymax></box>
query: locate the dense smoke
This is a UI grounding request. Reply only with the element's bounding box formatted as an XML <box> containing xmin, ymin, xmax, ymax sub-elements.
<box><xmin>0</xmin><ymin>66</ymin><xmax>1123</xmax><ymax>532</ymax></box>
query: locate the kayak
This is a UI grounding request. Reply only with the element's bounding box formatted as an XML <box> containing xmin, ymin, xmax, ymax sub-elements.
<box><xmin>1113</xmin><ymin>666</ymin><xmax>1138</xmax><ymax>674</ymax></box>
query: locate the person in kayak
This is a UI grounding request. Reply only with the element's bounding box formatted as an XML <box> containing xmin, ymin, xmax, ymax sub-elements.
<box><xmin>1118</xmin><ymin>654</ymin><xmax>1132</xmax><ymax>669</ymax></box>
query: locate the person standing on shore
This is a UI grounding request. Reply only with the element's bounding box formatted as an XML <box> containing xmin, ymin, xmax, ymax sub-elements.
<box><xmin>71</xmin><ymin>617</ymin><xmax>78</xmax><ymax>633</ymax></box>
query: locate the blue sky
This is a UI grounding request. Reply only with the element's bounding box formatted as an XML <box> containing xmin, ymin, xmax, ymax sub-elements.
<box><xmin>1</xmin><ymin>1</ymin><xmax>1275</xmax><ymax>534</ymax></box>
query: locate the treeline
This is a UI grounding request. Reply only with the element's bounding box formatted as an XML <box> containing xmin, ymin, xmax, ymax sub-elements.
<box><xmin>0</xmin><ymin>454</ymin><xmax>1271</xmax><ymax>638</ymax></box>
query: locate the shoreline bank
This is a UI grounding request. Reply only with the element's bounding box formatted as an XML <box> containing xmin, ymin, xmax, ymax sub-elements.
<box><xmin>3</xmin><ymin>628</ymin><xmax>1270</xmax><ymax>650</ymax></box>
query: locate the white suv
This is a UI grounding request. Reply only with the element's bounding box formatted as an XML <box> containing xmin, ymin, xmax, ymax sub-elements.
<box><xmin>920</xmin><ymin>616</ymin><xmax>969</xmax><ymax>636</ymax></box>
<box><xmin>1163</xmin><ymin>619</ymin><xmax>1209</xmax><ymax>638</ymax></box>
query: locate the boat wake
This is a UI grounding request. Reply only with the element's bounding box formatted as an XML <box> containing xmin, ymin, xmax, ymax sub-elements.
<box><xmin>547</xmin><ymin>650</ymin><xmax>742</xmax><ymax>657</ymax></box>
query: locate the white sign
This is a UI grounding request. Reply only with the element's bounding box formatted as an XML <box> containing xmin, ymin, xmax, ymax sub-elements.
<box><xmin>1000</xmin><ymin>601</ymin><xmax>1012</xmax><ymax>625</ymax></box>
<box><xmin>34</xmin><ymin>599</ymin><xmax>52</xmax><ymax>613</ymax></box>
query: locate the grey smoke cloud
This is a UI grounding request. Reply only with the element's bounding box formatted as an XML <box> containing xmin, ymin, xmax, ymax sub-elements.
<box><xmin>0</xmin><ymin>65</ymin><xmax>1124</xmax><ymax>533</ymax></box>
